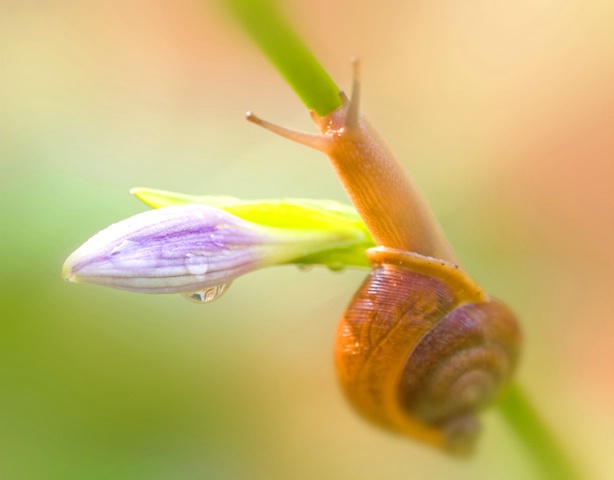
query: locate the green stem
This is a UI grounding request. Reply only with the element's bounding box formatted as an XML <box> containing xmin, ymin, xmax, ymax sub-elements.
<box><xmin>221</xmin><ymin>0</ymin><xmax>342</xmax><ymax>116</ymax></box>
<box><xmin>499</xmin><ymin>383</ymin><xmax>581</xmax><ymax>480</ymax></box>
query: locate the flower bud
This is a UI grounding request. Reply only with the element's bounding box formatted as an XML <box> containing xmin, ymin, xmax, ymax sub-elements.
<box><xmin>63</xmin><ymin>204</ymin><xmax>355</xmax><ymax>294</ymax></box>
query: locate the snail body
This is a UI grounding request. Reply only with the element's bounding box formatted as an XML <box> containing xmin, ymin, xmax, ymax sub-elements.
<box><xmin>248</xmin><ymin>61</ymin><xmax>521</xmax><ymax>453</ymax></box>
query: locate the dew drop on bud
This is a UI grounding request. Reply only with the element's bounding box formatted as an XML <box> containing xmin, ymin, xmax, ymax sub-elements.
<box><xmin>182</xmin><ymin>284</ymin><xmax>230</xmax><ymax>304</ymax></box>
<box><xmin>184</xmin><ymin>253</ymin><xmax>209</xmax><ymax>279</ymax></box>
<box><xmin>327</xmin><ymin>261</ymin><xmax>345</xmax><ymax>272</ymax></box>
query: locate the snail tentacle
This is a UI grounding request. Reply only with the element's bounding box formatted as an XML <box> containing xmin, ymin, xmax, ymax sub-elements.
<box><xmin>245</xmin><ymin>111</ymin><xmax>332</xmax><ymax>153</ymax></box>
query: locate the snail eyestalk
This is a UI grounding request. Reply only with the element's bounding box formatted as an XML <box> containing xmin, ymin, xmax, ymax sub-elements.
<box><xmin>344</xmin><ymin>57</ymin><xmax>361</xmax><ymax>129</ymax></box>
<box><xmin>247</xmin><ymin>60</ymin><xmax>457</xmax><ymax>263</ymax></box>
<box><xmin>245</xmin><ymin>112</ymin><xmax>331</xmax><ymax>152</ymax></box>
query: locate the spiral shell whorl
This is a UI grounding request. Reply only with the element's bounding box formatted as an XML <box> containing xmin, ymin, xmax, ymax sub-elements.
<box><xmin>399</xmin><ymin>299</ymin><xmax>521</xmax><ymax>452</ymax></box>
<box><xmin>334</xmin><ymin>247</ymin><xmax>521</xmax><ymax>453</ymax></box>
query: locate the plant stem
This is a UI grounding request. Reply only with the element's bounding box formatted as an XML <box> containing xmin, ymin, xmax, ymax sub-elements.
<box><xmin>499</xmin><ymin>383</ymin><xmax>581</xmax><ymax>480</ymax></box>
<box><xmin>221</xmin><ymin>0</ymin><xmax>342</xmax><ymax>116</ymax></box>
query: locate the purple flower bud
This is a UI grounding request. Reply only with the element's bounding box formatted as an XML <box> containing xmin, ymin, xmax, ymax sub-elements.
<box><xmin>63</xmin><ymin>204</ymin><xmax>346</xmax><ymax>295</ymax></box>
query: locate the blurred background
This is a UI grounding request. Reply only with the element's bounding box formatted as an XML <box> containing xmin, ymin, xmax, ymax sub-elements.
<box><xmin>1</xmin><ymin>0</ymin><xmax>612</xmax><ymax>478</ymax></box>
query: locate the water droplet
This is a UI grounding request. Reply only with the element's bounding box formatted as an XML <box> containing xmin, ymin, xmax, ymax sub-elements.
<box><xmin>296</xmin><ymin>264</ymin><xmax>315</xmax><ymax>272</ymax></box>
<box><xmin>327</xmin><ymin>262</ymin><xmax>345</xmax><ymax>272</ymax></box>
<box><xmin>110</xmin><ymin>239</ymin><xmax>140</xmax><ymax>266</ymax></box>
<box><xmin>182</xmin><ymin>284</ymin><xmax>230</xmax><ymax>304</ymax></box>
<box><xmin>209</xmin><ymin>233</ymin><xmax>226</xmax><ymax>248</ymax></box>
<box><xmin>184</xmin><ymin>253</ymin><xmax>209</xmax><ymax>278</ymax></box>
<box><xmin>110</xmin><ymin>239</ymin><xmax>139</xmax><ymax>256</ymax></box>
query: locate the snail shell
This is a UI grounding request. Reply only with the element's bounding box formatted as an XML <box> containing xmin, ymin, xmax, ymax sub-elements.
<box><xmin>335</xmin><ymin>247</ymin><xmax>522</xmax><ymax>454</ymax></box>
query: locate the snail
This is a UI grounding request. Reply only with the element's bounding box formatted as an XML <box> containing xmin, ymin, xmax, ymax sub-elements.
<box><xmin>247</xmin><ymin>60</ymin><xmax>521</xmax><ymax>454</ymax></box>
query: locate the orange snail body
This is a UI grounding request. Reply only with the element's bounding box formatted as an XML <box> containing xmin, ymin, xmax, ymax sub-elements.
<box><xmin>247</xmin><ymin>61</ymin><xmax>522</xmax><ymax>453</ymax></box>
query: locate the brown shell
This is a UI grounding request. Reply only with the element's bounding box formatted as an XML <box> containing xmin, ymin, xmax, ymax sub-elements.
<box><xmin>335</xmin><ymin>247</ymin><xmax>521</xmax><ymax>454</ymax></box>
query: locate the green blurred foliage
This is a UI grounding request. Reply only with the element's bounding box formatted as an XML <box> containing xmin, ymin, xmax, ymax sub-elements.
<box><xmin>1</xmin><ymin>1</ymin><xmax>612</xmax><ymax>479</ymax></box>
